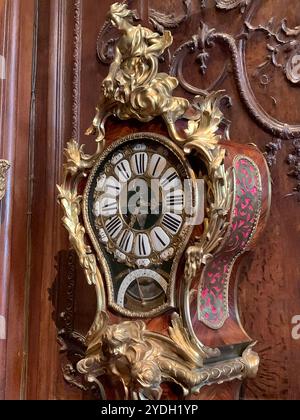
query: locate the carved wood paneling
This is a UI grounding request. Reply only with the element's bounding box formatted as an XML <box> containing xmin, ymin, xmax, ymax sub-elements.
<box><xmin>72</xmin><ymin>0</ymin><xmax>82</xmax><ymax>141</ymax></box>
<box><xmin>0</xmin><ymin>0</ymin><xmax>35</xmax><ymax>400</ymax></box>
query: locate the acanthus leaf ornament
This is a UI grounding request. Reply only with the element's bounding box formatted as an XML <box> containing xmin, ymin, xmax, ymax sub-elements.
<box><xmin>58</xmin><ymin>2</ymin><xmax>270</xmax><ymax>400</ymax></box>
<box><xmin>245</xmin><ymin>18</ymin><xmax>300</xmax><ymax>86</ymax></box>
<box><xmin>149</xmin><ymin>0</ymin><xmax>192</xmax><ymax>34</ymax></box>
<box><xmin>57</xmin><ymin>184</ymin><xmax>97</xmax><ymax>286</ymax></box>
<box><xmin>77</xmin><ymin>311</ymin><xmax>259</xmax><ymax>400</ymax></box>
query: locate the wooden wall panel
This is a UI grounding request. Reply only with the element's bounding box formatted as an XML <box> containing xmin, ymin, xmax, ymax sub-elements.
<box><xmin>0</xmin><ymin>0</ymin><xmax>35</xmax><ymax>400</ymax></box>
<box><xmin>25</xmin><ymin>0</ymin><xmax>83</xmax><ymax>400</ymax></box>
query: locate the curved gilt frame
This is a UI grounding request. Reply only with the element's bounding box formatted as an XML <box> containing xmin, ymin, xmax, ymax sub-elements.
<box><xmin>82</xmin><ymin>132</ymin><xmax>197</xmax><ymax>319</ymax></box>
<box><xmin>58</xmin><ymin>2</ymin><xmax>259</xmax><ymax>400</ymax></box>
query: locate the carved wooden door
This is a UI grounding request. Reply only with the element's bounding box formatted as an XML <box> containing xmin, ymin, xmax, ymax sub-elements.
<box><xmin>1</xmin><ymin>0</ymin><xmax>300</xmax><ymax>400</ymax></box>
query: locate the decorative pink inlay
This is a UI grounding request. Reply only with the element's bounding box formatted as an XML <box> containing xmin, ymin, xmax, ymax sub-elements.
<box><xmin>197</xmin><ymin>156</ymin><xmax>262</xmax><ymax>330</ymax></box>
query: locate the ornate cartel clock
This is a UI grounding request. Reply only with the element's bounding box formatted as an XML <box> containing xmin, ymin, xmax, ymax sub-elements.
<box><xmin>58</xmin><ymin>2</ymin><xmax>271</xmax><ymax>400</ymax></box>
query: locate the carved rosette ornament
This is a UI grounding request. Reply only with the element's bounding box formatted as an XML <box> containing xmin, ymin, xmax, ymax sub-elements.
<box><xmin>0</xmin><ymin>160</ymin><xmax>10</xmax><ymax>201</ymax></box>
<box><xmin>58</xmin><ymin>2</ymin><xmax>271</xmax><ymax>400</ymax></box>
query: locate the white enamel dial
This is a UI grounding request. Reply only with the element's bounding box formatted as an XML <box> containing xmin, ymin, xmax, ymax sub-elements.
<box><xmin>91</xmin><ymin>140</ymin><xmax>190</xmax><ymax>269</ymax></box>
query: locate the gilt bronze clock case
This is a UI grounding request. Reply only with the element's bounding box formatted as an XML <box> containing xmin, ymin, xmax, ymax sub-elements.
<box><xmin>58</xmin><ymin>2</ymin><xmax>271</xmax><ymax>400</ymax></box>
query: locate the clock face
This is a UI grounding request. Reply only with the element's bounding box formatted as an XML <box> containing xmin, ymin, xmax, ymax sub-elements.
<box><xmin>84</xmin><ymin>133</ymin><xmax>196</xmax><ymax>317</ymax></box>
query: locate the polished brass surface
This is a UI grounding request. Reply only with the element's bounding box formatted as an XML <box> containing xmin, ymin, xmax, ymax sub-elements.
<box><xmin>77</xmin><ymin>312</ymin><xmax>259</xmax><ymax>400</ymax></box>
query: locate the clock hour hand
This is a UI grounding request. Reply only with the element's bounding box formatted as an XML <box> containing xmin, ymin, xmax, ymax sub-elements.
<box><xmin>129</xmin><ymin>197</ymin><xmax>150</xmax><ymax>229</ymax></box>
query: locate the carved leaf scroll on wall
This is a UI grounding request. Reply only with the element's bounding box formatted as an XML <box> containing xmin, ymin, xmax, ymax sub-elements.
<box><xmin>96</xmin><ymin>0</ymin><xmax>300</xmax><ymax>199</ymax></box>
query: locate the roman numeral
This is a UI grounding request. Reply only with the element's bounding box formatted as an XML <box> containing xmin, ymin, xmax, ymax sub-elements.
<box><xmin>134</xmin><ymin>234</ymin><xmax>151</xmax><ymax>257</ymax></box>
<box><xmin>103</xmin><ymin>176</ymin><xmax>121</xmax><ymax>197</ymax></box>
<box><xmin>118</xmin><ymin>162</ymin><xmax>130</xmax><ymax>179</ymax></box>
<box><xmin>97</xmin><ymin>197</ymin><xmax>118</xmax><ymax>216</ymax></box>
<box><xmin>162</xmin><ymin>213</ymin><xmax>182</xmax><ymax>234</ymax></box>
<box><xmin>166</xmin><ymin>191</ymin><xmax>184</xmax><ymax>207</ymax></box>
<box><xmin>151</xmin><ymin>156</ymin><xmax>162</xmax><ymax>177</ymax></box>
<box><xmin>106</xmin><ymin>216</ymin><xmax>122</xmax><ymax>238</ymax></box>
<box><xmin>150</xmin><ymin>227</ymin><xmax>170</xmax><ymax>252</ymax></box>
<box><xmin>132</xmin><ymin>152</ymin><xmax>148</xmax><ymax>175</ymax></box>
<box><xmin>149</xmin><ymin>154</ymin><xmax>166</xmax><ymax>178</ymax></box>
<box><xmin>98</xmin><ymin>228</ymin><xmax>108</xmax><ymax>243</ymax></box>
<box><xmin>139</xmin><ymin>234</ymin><xmax>146</xmax><ymax>256</ymax></box>
<box><xmin>103</xmin><ymin>202</ymin><xmax>117</xmax><ymax>211</ymax></box>
<box><xmin>118</xmin><ymin>230</ymin><xmax>133</xmax><ymax>253</ymax></box>
<box><xmin>155</xmin><ymin>231</ymin><xmax>167</xmax><ymax>247</ymax></box>
<box><xmin>115</xmin><ymin>160</ymin><xmax>131</xmax><ymax>182</ymax></box>
<box><xmin>161</xmin><ymin>171</ymin><xmax>178</xmax><ymax>188</ymax></box>
<box><xmin>106</xmin><ymin>183</ymin><xmax>120</xmax><ymax>192</ymax></box>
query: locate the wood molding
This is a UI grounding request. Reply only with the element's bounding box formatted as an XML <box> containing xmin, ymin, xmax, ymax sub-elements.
<box><xmin>72</xmin><ymin>0</ymin><xmax>82</xmax><ymax>141</ymax></box>
<box><xmin>0</xmin><ymin>0</ymin><xmax>35</xmax><ymax>400</ymax></box>
<box><xmin>25</xmin><ymin>0</ymin><xmax>70</xmax><ymax>400</ymax></box>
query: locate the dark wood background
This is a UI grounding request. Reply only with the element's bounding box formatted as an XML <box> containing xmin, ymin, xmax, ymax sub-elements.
<box><xmin>0</xmin><ymin>0</ymin><xmax>300</xmax><ymax>400</ymax></box>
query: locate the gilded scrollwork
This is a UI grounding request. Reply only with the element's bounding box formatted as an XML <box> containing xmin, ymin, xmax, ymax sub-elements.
<box><xmin>0</xmin><ymin>160</ymin><xmax>10</xmax><ymax>201</ymax></box>
<box><xmin>88</xmin><ymin>2</ymin><xmax>189</xmax><ymax>147</ymax></box>
<box><xmin>57</xmin><ymin>139</ymin><xmax>106</xmax><ymax>301</ymax></box>
<box><xmin>57</xmin><ymin>185</ymin><xmax>98</xmax><ymax>286</ymax></box>
<box><xmin>184</xmin><ymin>93</ymin><xmax>233</xmax><ymax>285</ymax></box>
<box><xmin>77</xmin><ymin>312</ymin><xmax>259</xmax><ymax>400</ymax></box>
<box><xmin>87</xmin><ymin>3</ymin><xmax>233</xmax><ymax>293</ymax></box>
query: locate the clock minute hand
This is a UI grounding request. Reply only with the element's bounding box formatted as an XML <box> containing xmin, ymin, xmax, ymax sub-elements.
<box><xmin>136</xmin><ymin>213</ymin><xmax>147</xmax><ymax>229</ymax></box>
<box><xmin>136</xmin><ymin>278</ymin><xmax>146</xmax><ymax>306</ymax></box>
<box><xmin>129</xmin><ymin>214</ymin><xmax>137</xmax><ymax>228</ymax></box>
<box><xmin>136</xmin><ymin>198</ymin><xmax>152</xmax><ymax>229</ymax></box>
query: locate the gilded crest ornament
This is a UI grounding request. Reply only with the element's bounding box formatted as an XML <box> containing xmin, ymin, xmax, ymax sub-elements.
<box><xmin>58</xmin><ymin>2</ymin><xmax>270</xmax><ymax>400</ymax></box>
<box><xmin>0</xmin><ymin>160</ymin><xmax>10</xmax><ymax>201</ymax></box>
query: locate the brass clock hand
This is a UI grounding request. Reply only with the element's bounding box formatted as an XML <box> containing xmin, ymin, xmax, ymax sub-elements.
<box><xmin>136</xmin><ymin>213</ymin><xmax>147</xmax><ymax>229</ymax></box>
<box><xmin>136</xmin><ymin>278</ymin><xmax>146</xmax><ymax>306</ymax></box>
<box><xmin>129</xmin><ymin>213</ymin><xmax>137</xmax><ymax>229</ymax></box>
